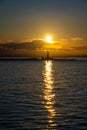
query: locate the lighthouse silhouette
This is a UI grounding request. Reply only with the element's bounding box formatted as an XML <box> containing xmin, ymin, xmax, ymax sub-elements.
<box><xmin>47</xmin><ymin>50</ymin><xmax>49</xmax><ymax>59</ymax></box>
<box><xmin>46</xmin><ymin>50</ymin><xmax>52</xmax><ymax>60</ymax></box>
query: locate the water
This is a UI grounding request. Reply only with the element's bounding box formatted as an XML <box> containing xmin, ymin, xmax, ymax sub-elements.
<box><xmin>0</xmin><ymin>60</ymin><xmax>87</xmax><ymax>130</ymax></box>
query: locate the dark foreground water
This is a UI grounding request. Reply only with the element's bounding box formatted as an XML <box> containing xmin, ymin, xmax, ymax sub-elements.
<box><xmin>0</xmin><ymin>60</ymin><xmax>87</xmax><ymax>130</ymax></box>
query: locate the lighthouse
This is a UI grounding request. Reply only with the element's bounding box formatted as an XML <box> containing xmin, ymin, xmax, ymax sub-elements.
<box><xmin>45</xmin><ymin>50</ymin><xmax>52</xmax><ymax>60</ymax></box>
<box><xmin>47</xmin><ymin>50</ymin><xmax>49</xmax><ymax>59</ymax></box>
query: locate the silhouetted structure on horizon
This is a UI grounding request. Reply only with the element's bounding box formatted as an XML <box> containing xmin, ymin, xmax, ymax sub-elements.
<box><xmin>42</xmin><ymin>50</ymin><xmax>53</xmax><ymax>60</ymax></box>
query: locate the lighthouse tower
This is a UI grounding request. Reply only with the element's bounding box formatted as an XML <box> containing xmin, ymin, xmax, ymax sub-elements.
<box><xmin>47</xmin><ymin>50</ymin><xmax>49</xmax><ymax>58</ymax></box>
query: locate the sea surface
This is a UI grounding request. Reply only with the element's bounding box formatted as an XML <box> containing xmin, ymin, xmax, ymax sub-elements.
<box><xmin>0</xmin><ymin>60</ymin><xmax>87</xmax><ymax>130</ymax></box>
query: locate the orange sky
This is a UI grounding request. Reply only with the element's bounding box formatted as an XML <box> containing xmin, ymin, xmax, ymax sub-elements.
<box><xmin>0</xmin><ymin>0</ymin><xmax>87</xmax><ymax>58</ymax></box>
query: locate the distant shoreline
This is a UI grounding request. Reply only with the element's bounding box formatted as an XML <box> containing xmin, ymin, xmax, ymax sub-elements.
<box><xmin>0</xmin><ymin>58</ymin><xmax>87</xmax><ymax>61</ymax></box>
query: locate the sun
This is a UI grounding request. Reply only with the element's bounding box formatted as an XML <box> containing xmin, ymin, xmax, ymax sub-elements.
<box><xmin>45</xmin><ymin>36</ymin><xmax>53</xmax><ymax>43</ymax></box>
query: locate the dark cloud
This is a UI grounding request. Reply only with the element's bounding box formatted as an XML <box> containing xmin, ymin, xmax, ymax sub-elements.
<box><xmin>0</xmin><ymin>40</ymin><xmax>47</xmax><ymax>57</ymax></box>
<box><xmin>72</xmin><ymin>45</ymin><xmax>87</xmax><ymax>50</ymax></box>
<box><xmin>0</xmin><ymin>40</ymin><xmax>46</xmax><ymax>50</ymax></box>
<box><xmin>0</xmin><ymin>40</ymin><xmax>87</xmax><ymax>58</ymax></box>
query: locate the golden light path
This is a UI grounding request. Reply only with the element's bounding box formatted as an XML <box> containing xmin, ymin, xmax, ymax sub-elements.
<box><xmin>43</xmin><ymin>61</ymin><xmax>57</xmax><ymax>128</ymax></box>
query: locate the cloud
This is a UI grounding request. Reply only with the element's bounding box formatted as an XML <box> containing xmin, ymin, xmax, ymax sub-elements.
<box><xmin>59</xmin><ymin>38</ymin><xmax>68</xmax><ymax>42</ymax></box>
<box><xmin>0</xmin><ymin>40</ymin><xmax>87</xmax><ymax>58</ymax></box>
<box><xmin>57</xmin><ymin>37</ymin><xmax>84</xmax><ymax>44</ymax></box>
<box><xmin>72</xmin><ymin>45</ymin><xmax>87</xmax><ymax>50</ymax></box>
<box><xmin>0</xmin><ymin>40</ymin><xmax>46</xmax><ymax>50</ymax></box>
<box><xmin>71</xmin><ymin>37</ymin><xmax>84</xmax><ymax>41</ymax></box>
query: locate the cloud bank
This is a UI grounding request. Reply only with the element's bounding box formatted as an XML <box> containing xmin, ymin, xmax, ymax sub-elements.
<box><xmin>0</xmin><ymin>40</ymin><xmax>87</xmax><ymax>58</ymax></box>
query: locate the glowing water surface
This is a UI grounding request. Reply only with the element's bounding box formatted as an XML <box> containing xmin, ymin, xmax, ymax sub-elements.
<box><xmin>0</xmin><ymin>60</ymin><xmax>87</xmax><ymax>129</ymax></box>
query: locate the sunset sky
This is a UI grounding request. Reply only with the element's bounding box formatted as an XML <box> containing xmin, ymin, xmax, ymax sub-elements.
<box><xmin>0</xmin><ymin>0</ymin><xmax>87</xmax><ymax>58</ymax></box>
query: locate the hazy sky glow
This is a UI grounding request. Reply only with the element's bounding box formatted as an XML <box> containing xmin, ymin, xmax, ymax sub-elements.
<box><xmin>0</xmin><ymin>0</ymin><xmax>87</xmax><ymax>57</ymax></box>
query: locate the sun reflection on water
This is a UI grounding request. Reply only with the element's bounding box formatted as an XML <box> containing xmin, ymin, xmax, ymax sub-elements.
<box><xmin>43</xmin><ymin>61</ymin><xmax>56</xmax><ymax>128</ymax></box>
